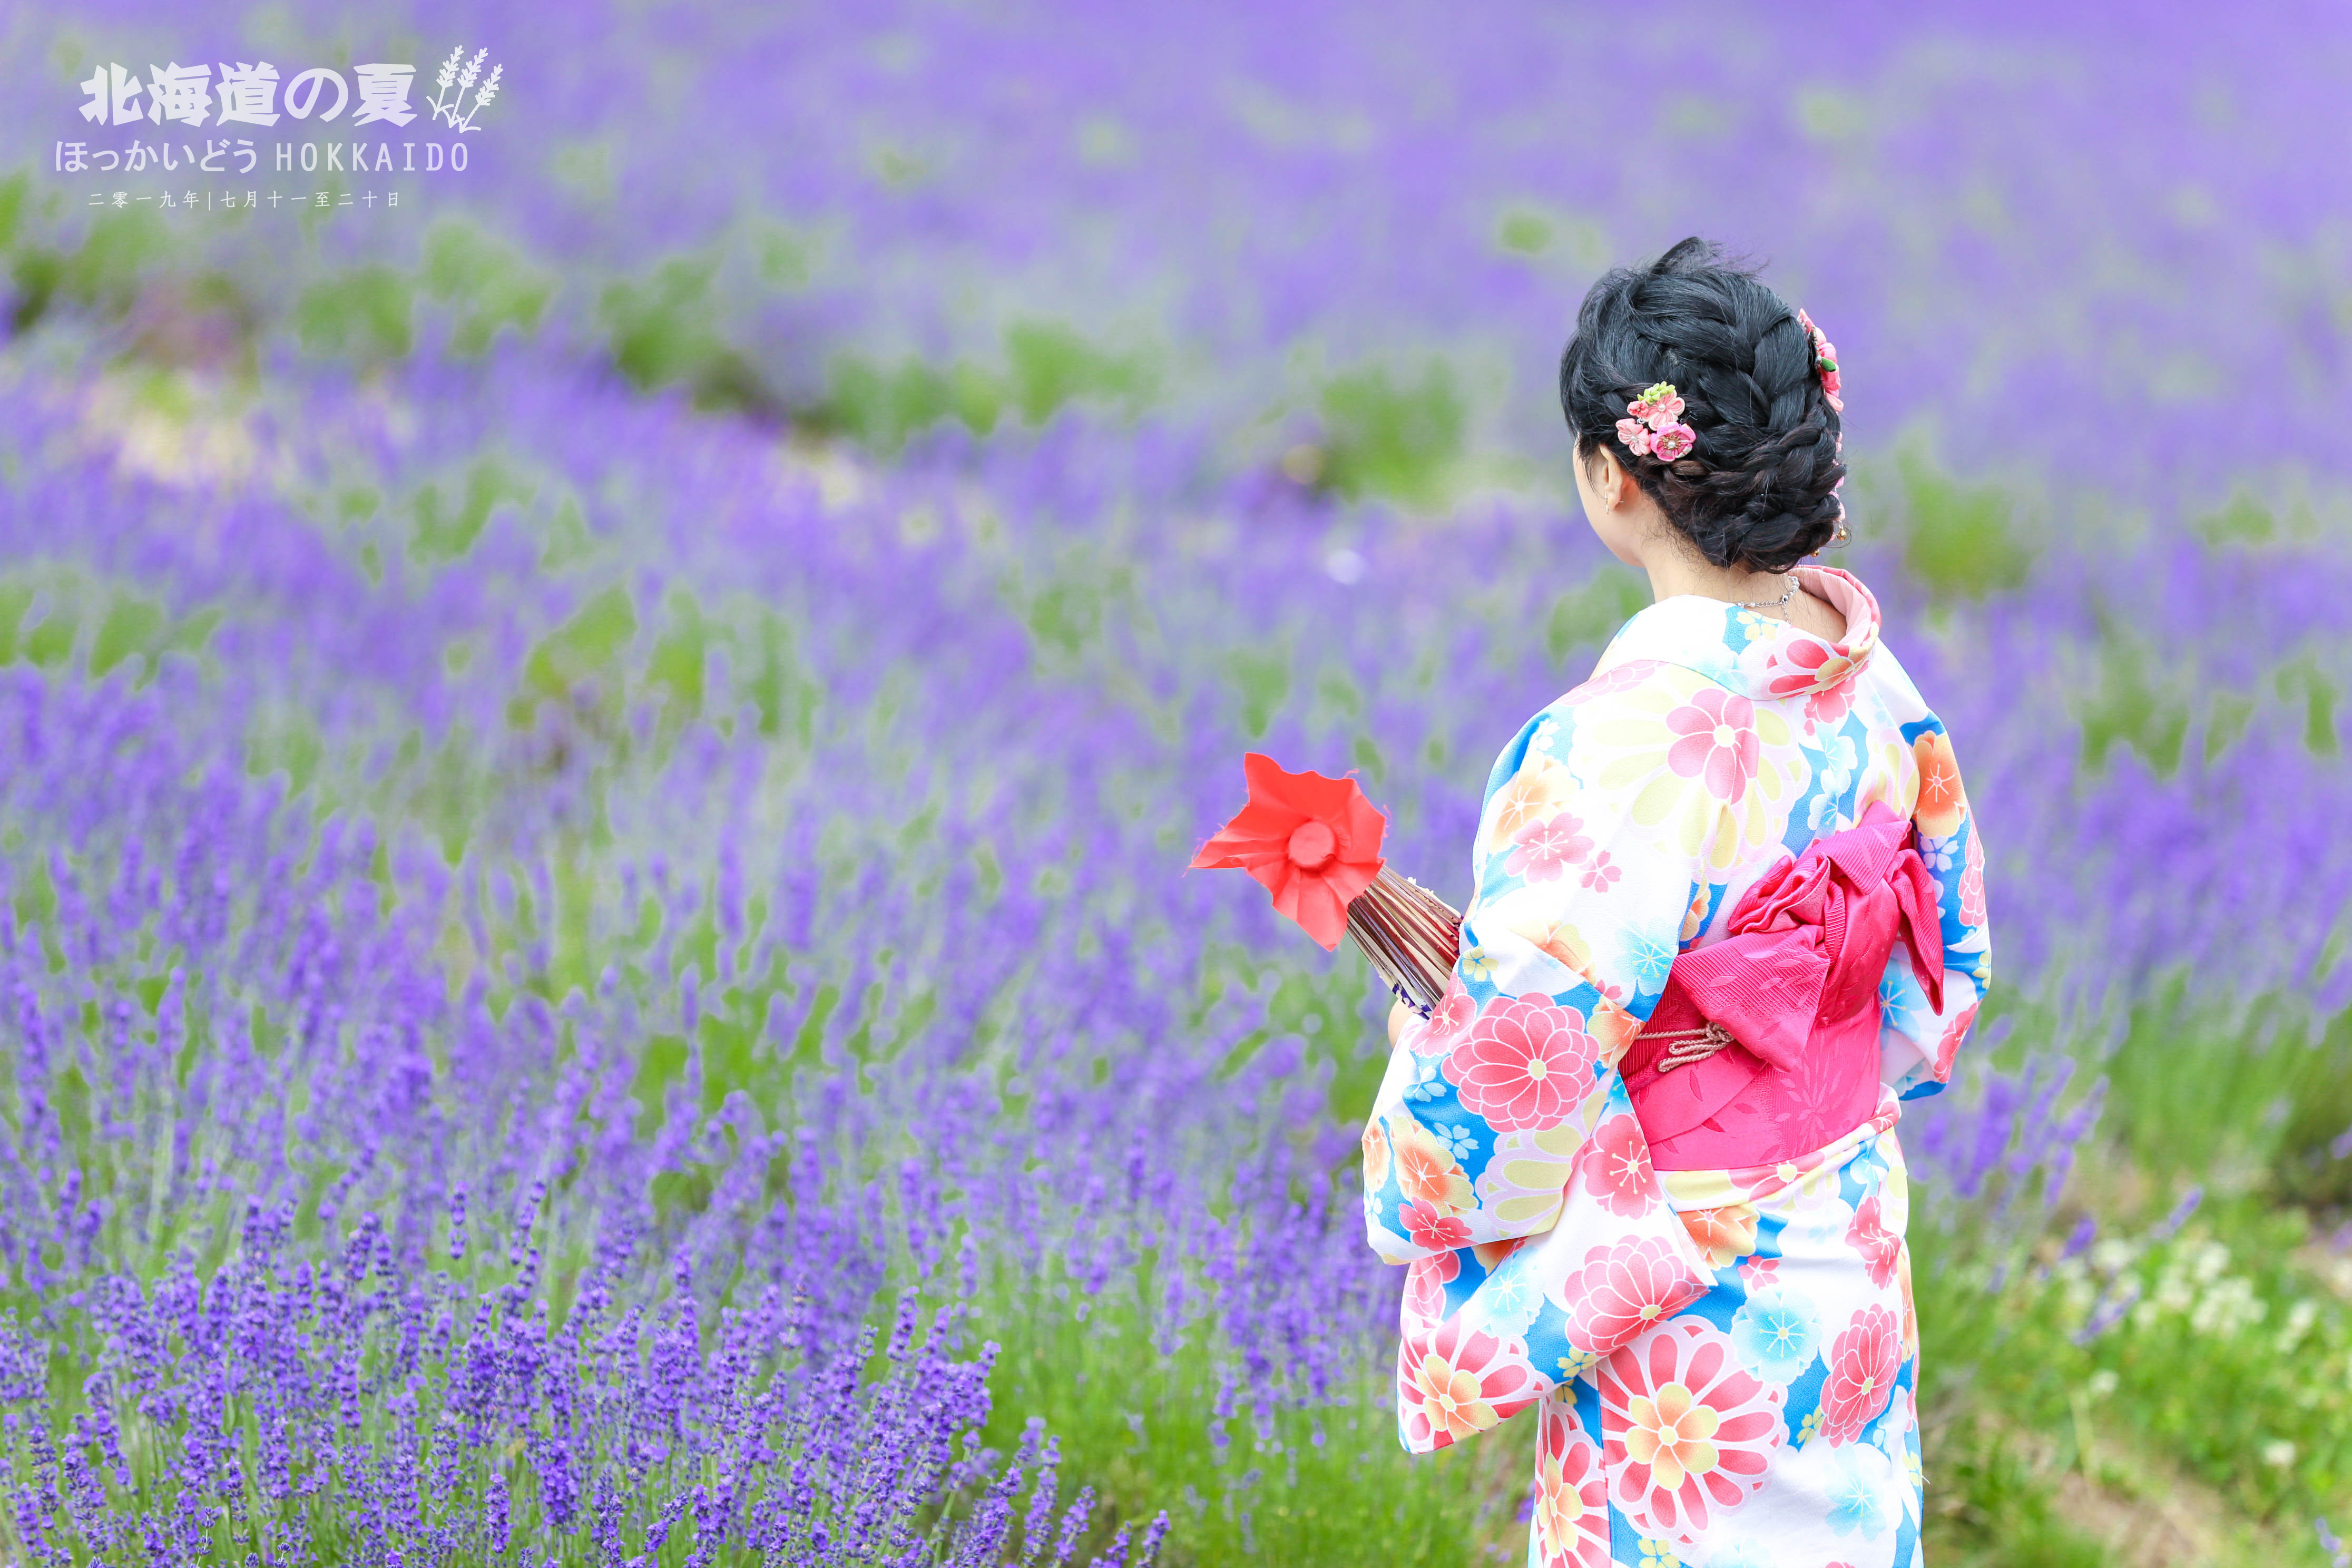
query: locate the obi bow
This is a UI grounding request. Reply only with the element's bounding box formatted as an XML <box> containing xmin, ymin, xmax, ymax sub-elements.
<box><xmin>1623</xmin><ymin>800</ymin><xmax>1945</xmax><ymax>1158</ymax></box>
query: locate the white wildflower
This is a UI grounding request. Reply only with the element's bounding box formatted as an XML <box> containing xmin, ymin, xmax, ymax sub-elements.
<box><xmin>2277</xmin><ymin>1298</ymin><xmax>2320</xmax><ymax>1355</ymax></box>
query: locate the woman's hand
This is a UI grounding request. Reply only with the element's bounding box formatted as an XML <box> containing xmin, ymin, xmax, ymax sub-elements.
<box><xmin>1388</xmin><ymin>997</ymin><xmax>1415</xmax><ymax>1046</ymax></box>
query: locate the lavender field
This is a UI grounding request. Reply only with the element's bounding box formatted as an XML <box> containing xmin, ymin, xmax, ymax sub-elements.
<box><xmin>2</xmin><ymin>3</ymin><xmax>2350</xmax><ymax>1563</ymax></box>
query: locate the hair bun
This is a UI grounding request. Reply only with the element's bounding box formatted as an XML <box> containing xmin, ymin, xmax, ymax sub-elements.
<box><xmin>1557</xmin><ymin>237</ymin><xmax>1846</xmax><ymax>573</ymax></box>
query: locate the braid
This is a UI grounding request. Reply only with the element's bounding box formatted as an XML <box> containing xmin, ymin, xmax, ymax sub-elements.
<box><xmin>1559</xmin><ymin>237</ymin><xmax>1845</xmax><ymax>573</ymax></box>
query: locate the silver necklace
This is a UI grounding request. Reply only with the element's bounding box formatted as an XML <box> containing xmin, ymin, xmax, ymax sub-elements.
<box><xmin>1733</xmin><ymin>573</ymin><xmax>1798</xmax><ymax>613</ymax></box>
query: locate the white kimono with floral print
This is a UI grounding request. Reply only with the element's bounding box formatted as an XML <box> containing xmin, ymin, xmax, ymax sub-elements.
<box><xmin>1360</xmin><ymin>566</ymin><xmax>1988</xmax><ymax>1568</ymax></box>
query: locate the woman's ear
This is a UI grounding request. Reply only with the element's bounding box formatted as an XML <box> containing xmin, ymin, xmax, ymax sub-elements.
<box><xmin>1584</xmin><ymin>446</ymin><xmax>1628</xmax><ymax>512</ymax></box>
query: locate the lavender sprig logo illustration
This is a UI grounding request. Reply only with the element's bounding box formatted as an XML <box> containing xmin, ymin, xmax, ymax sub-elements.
<box><xmin>426</xmin><ymin>45</ymin><xmax>500</xmax><ymax>131</ymax></box>
<box><xmin>424</xmin><ymin>46</ymin><xmax>464</xmax><ymax>119</ymax></box>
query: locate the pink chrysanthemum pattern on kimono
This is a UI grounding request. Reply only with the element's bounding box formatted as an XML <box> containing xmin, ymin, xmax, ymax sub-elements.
<box><xmin>1397</xmin><ymin>1314</ymin><xmax>1541</xmax><ymax>1449</ymax></box>
<box><xmin>1598</xmin><ymin>1319</ymin><xmax>1783</xmax><ymax>1541</ymax></box>
<box><xmin>1444</xmin><ymin>995</ymin><xmax>1599</xmax><ymax>1131</ymax></box>
<box><xmin>1562</xmin><ymin>1236</ymin><xmax>1710</xmax><ymax>1351</ymax></box>
<box><xmin>1403</xmin><ymin>1249</ymin><xmax>1456</xmax><ymax>1321</ymax></box>
<box><xmin>1581</xmin><ymin>1114</ymin><xmax>1658</xmax><ymax>1217</ymax></box>
<box><xmin>1819</xmin><ymin>1304</ymin><xmax>1903</xmax><ymax>1445</ymax></box>
<box><xmin>1360</xmin><ymin>566</ymin><xmax>1990</xmax><ymax>1564</ymax></box>
<box><xmin>1534</xmin><ymin>1393</ymin><xmax>1613</xmax><ymax>1568</ymax></box>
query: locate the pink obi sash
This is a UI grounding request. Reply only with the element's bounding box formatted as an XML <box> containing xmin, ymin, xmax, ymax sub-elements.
<box><xmin>1623</xmin><ymin>800</ymin><xmax>1945</xmax><ymax>1171</ymax></box>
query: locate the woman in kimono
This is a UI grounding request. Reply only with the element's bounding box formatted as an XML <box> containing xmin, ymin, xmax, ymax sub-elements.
<box><xmin>1360</xmin><ymin>238</ymin><xmax>1990</xmax><ymax>1567</ymax></box>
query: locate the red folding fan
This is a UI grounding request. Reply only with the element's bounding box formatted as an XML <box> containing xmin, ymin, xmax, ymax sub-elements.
<box><xmin>1189</xmin><ymin>753</ymin><xmax>1461</xmax><ymax>1014</ymax></box>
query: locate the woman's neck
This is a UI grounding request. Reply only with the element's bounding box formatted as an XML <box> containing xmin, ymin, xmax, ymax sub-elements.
<box><xmin>1643</xmin><ymin>551</ymin><xmax>1791</xmax><ymax>609</ymax></box>
<box><xmin>1642</xmin><ymin>551</ymin><xmax>1848</xmax><ymax>642</ymax></box>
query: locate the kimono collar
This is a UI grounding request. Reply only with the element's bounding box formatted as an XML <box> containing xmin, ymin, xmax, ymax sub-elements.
<box><xmin>1591</xmin><ymin>564</ymin><xmax>1882</xmax><ymax>700</ymax></box>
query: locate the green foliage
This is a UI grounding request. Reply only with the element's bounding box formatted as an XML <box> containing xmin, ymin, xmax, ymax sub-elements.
<box><xmin>89</xmin><ymin>594</ymin><xmax>165</xmax><ymax>677</ymax></box>
<box><xmin>518</xmin><ymin>584</ymin><xmax>639</xmax><ymax>721</ymax></box>
<box><xmin>750</xmin><ymin>220</ymin><xmax>814</xmax><ymax>287</ymax></box>
<box><xmin>293</xmin><ymin>265</ymin><xmax>415</xmax><ymax>362</ymax></box>
<box><xmin>599</xmin><ymin>255</ymin><xmax>776</xmax><ymax>416</ymax></box>
<box><xmin>2091</xmin><ymin>984</ymin><xmax>2335</xmax><ymax>1179</ymax></box>
<box><xmin>825</xmin><ymin>354</ymin><xmax>1004</xmax><ymax>450</ymax></box>
<box><xmin>821</xmin><ymin>321</ymin><xmax>1153</xmax><ymax>453</ymax></box>
<box><xmin>246</xmin><ymin>709</ymin><xmax>324</xmax><ymax>797</ymax></box>
<box><xmin>1545</xmin><ymin>568</ymin><xmax>1649</xmax><ymax>665</ymax></box>
<box><xmin>1027</xmin><ymin>577</ymin><xmax>1104</xmax><ymax>659</ymax></box>
<box><xmin>2204</xmin><ymin>688</ymin><xmax>2258</xmax><ymax>763</ymax></box>
<box><xmin>2064</xmin><ymin>1209</ymin><xmax>2349</xmax><ymax>1524</ymax></box>
<box><xmin>1895</xmin><ymin>454</ymin><xmax>2032</xmax><ymax>598</ymax></box>
<box><xmin>2270</xmin><ymin>1008</ymin><xmax>2352</xmax><ymax>1209</ymax></box>
<box><xmin>1003</xmin><ymin>320</ymin><xmax>1156</xmax><ymax>424</ymax></box>
<box><xmin>410</xmin><ymin>458</ymin><xmax>538</xmax><ymax>565</ymax></box>
<box><xmin>2196</xmin><ymin>489</ymin><xmax>2277</xmax><ymax>546</ymax></box>
<box><xmin>646</xmin><ymin>589</ymin><xmax>710</xmax><ymax>727</ymax></box>
<box><xmin>0</xmin><ymin>581</ymin><xmax>30</xmax><ymax>662</ymax></box>
<box><xmin>1495</xmin><ymin>207</ymin><xmax>1554</xmax><ymax>256</ymax></box>
<box><xmin>478</xmin><ymin>585</ymin><xmax>823</xmax><ymax>777</ymax></box>
<box><xmin>983</xmin><ymin>1262</ymin><xmax>1513</xmax><ymax>1567</ymax></box>
<box><xmin>411</xmin><ymin>730</ymin><xmax>489</xmax><ymax>865</ymax></box>
<box><xmin>1317</xmin><ymin>363</ymin><xmax>1465</xmax><ymax>509</ymax></box>
<box><xmin>0</xmin><ymin>573</ymin><xmax>219</xmax><ymax>683</ymax></box>
<box><xmin>1911</xmin><ymin>1180</ymin><xmax>2352</xmax><ymax>1563</ymax></box>
<box><xmin>739</xmin><ymin>607</ymin><xmax>822</xmax><ymax>744</ymax></box>
<box><xmin>1922</xmin><ymin>1432</ymin><xmax>2110</xmax><ymax>1567</ymax></box>
<box><xmin>1491</xmin><ymin>204</ymin><xmax>1607</xmax><ymax>268</ymax></box>
<box><xmin>10</xmin><ymin>205</ymin><xmax>173</xmax><ymax>332</ymax></box>
<box><xmin>0</xmin><ymin>168</ymin><xmax>26</xmax><ymax>252</ymax></box>
<box><xmin>2076</xmin><ymin>634</ymin><xmax>2191</xmax><ymax>774</ymax></box>
<box><xmin>2077</xmin><ymin>624</ymin><xmax>2341</xmax><ymax>776</ymax></box>
<box><xmin>1227</xmin><ymin>648</ymin><xmax>1290</xmax><ymax>739</ymax></box>
<box><xmin>601</xmin><ymin>257</ymin><xmax>724</xmax><ymax>391</ymax></box>
<box><xmin>420</xmin><ymin>219</ymin><xmax>556</xmax><ymax>355</ymax></box>
<box><xmin>2276</xmin><ymin>654</ymin><xmax>2341</xmax><ymax>757</ymax></box>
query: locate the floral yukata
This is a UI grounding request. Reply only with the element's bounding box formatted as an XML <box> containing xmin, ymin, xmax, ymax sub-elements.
<box><xmin>1360</xmin><ymin>565</ymin><xmax>1988</xmax><ymax>1568</ymax></box>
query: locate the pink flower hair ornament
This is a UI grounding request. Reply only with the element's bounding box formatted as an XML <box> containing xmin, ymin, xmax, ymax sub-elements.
<box><xmin>1797</xmin><ymin>306</ymin><xmax>1851</xmax><ymax>547</ymax></box>
<box><xmin>1615</xmin><ymin>380</ymin><xmax>1698</xmax><ymax>464</ymax></box>
<box><xmin>1797</xmin><ymin>308</ymin><xmax>1843</xmax><ymax>413</ymax></box>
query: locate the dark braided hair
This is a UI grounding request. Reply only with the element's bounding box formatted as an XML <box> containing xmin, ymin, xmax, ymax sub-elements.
<box><xmin>1558</xmin><ymin>237</ymin><xmax>1845</xmax><ymax>574</ymax></box>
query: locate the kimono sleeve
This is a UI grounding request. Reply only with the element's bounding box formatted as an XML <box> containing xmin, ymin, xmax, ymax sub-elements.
<box><xmin>1359</xmin><ymin>667</ymin><xmax>1718</xmax><ymax>1371</ymax></box>
<box><xmin>1878</xmin><ymin>712</ymin><xmax>1992</xmax><ymax>1100</ymax></box>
